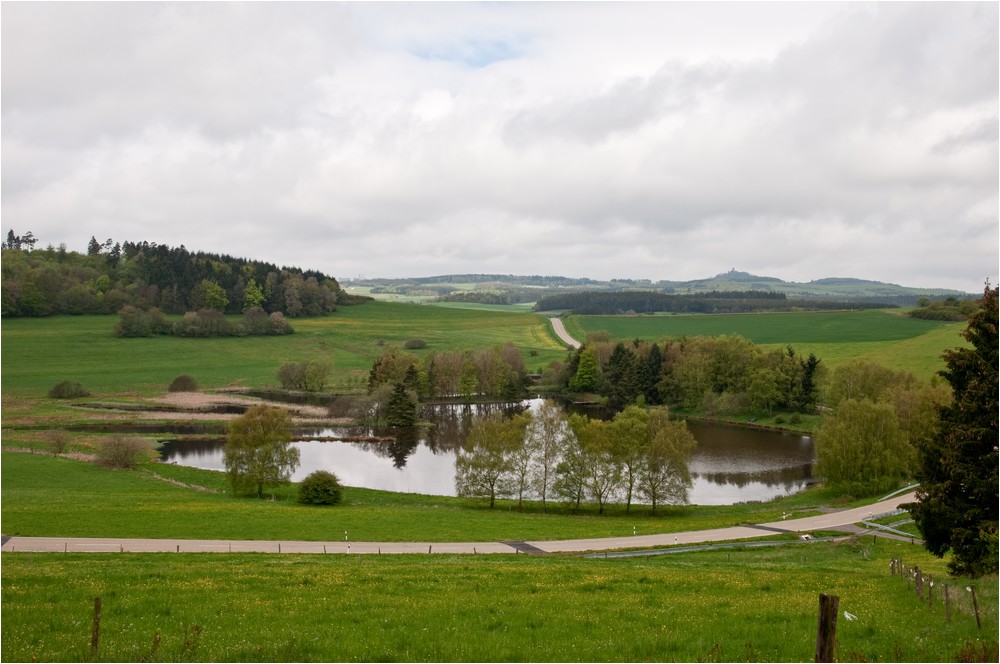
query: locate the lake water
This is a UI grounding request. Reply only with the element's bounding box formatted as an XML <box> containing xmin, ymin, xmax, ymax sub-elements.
<box><xmin>159</xmin><ymin>401</ymin><xmax>815</xmax><ymax>506</ymax></box>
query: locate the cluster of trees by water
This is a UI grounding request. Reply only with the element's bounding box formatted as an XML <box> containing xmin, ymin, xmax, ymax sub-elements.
<box><xmin>814</xmin><ymin>359</ymin><xmax>951</xmax><ymax>498</ymax></box>
<box><xmin>547</xmin><ymin>333</ymin><xmax>822</xmax><ymax>416</ymax></box>
<box><xmin>456</xmin><ymin>402</ymin><xmax>696</xmax><ymax>513</ymax></box>
<box><xmin>366</xmin><ymin>343</ymin><xmax>531</xmax><ymax>411</ymax></box>
<box><xmin>2</xmin><ymin>231</ymin><xmax>351</xmax><ymax>318</ymax></box>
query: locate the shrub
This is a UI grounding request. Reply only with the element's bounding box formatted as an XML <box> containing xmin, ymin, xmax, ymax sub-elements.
<box><xmin>172</xmin><ymin>309</ymin><xmax>232</xmax><ymax>337</ymax></box>
<box><xmin>97</xmin><ymin>435</ymin><xmax>156</xmax><ymax>469</ymax></box>
<box><xmin>48</xmin><ymin>380</ymin><xmax>90</xmax><ymax>399</ymax></box>
<box><xmin>115</xmin><ymin>305</ymin><xmax>169</xmax><ymax>337</ymax></box>
<box><xmin>298</xmin><ymin>470</ymin><xmax>343</xmax><ymax>505</ymax></box>
<box><xmin>44</xmin><ymin>430</ymin><xmax>71</xmax><ymax>455</ymax></box>
<box><xmin>403</xmin><ymin>338</ymin><xmax>427</xmax><ymax>350</ymax></box>
<box><xmin>168</xmin><ymin>374</ymin><xmax>199</xmax><ymax>392</ymax></box>
<box><xmin>267</xmin><ymin>312</ymin><xmax>294</xmax><ymax>335</ymax></box>
<box><xmin>278</xmin><ymin>361</ymin><xmax>330</xmax><ymax>391</ymax></box>
<box><xmin>278</xmin><ymin>362</ymin><xmax>307</xmax><ymax>390</ymax></box>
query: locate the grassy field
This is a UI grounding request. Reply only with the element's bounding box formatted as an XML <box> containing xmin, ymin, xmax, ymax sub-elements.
<box><xmin>0</xmin><ymin>302</ymin><xmax>569</xmax><ymax>398</ymax></box>
<box><xmin>571</xmin><ymin>310</ymin><xmax>966</xmax><ymax>380</ymax></box>
<box><xmin>3</xmin><ymin>303</ymin><xmax>992</xmax><ymax>663</ymax></box>
<box><xmin>1</xmin><ymin>305</ymin><xmax>964</xmax><ymax>403</ymax></box>
<box><xmin>1</xmin><ymin>451</ymin><xmax>852</xmax><ymax>542</ymax></box>
<box><xmin>2</xmin><ymin>542</ymin><xmax>995</xmax><ymax>662</ymax></box>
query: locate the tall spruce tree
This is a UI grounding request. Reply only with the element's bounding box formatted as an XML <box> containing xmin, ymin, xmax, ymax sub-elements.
<box><xmin>909</xmin><ymin>283</ymin><xmax>998</xmax><ymax>577</ymax></box>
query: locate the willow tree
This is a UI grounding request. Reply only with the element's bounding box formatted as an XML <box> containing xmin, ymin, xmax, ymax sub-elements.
<box><xmin>639</xmin><ymin>408</ymin><xmax>696</xmax><ymax>511</ymax></box>
<box><xmin>455</xmin><ymin>412</ymin><xmax>530</xmax><ymax>508</ymax></box>
<box><xmin>815</xmin><ymin>398</ymin><xmax>908</xmax><ymax>497</ymax></box>
<box><xmin>224</xmin><ymin>405</ymin><xmax>300</xmax><ymax>499</ymax></box>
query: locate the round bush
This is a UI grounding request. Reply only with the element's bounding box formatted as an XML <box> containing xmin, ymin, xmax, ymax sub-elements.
<box><xmin>168</xmin><ymin>374</ymin><xmax>199</xmax><ymax>392</ymax></box>
<box><xmin>48</xmin><ymin>380</ymin><xmax>90</xmax><ymax>399</ymax></box>
<box><xmin>403</xmin><ymin>338</ymin><xmax>427</xmax><ymax>350</ymax></box>
<box><xmin>298</xmin><ymin>470</ymin><xmax>343</xmax><ymax>505</ymax></box>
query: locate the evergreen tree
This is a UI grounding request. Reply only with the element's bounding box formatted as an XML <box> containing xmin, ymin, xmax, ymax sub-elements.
<box><xmin>568</xmin><ymin>346</ymin><xmax>601</xmax><ymax>393</ymax></box>
<box><xmin>385</xmin><ymin>382</ymin><xmax>417</xmax><ymax>427</ymax></box>
<box><xmin>798</xmin><ymin>353</ymin><xmax>821</xmax><ymax>412</ymax></box>
<box><xmin>909</xmin><ymin>283</ymin><xmax>998</xmax><ymax>577</ymax></box>
<box><xmin>602</xmin><ymin>343</ymin><xmax>639</xmax><ymax>408</ymax></box>
<box><xmin>643</xmin><ymin>343</ymin><xmax>665</xmax><ymax>404</ymax></box>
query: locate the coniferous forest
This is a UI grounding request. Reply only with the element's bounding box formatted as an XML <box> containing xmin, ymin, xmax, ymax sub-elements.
<box><xmin>1</xmin><ymin>231</ymin><xmax>363</xmax><ymax>318</ymax></box>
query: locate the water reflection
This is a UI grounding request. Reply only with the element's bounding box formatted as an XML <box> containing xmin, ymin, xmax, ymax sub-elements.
<box><xmin>158</xmin><ymin>401</ymin><xmax>816</xmax><ymax>505</ymax></box>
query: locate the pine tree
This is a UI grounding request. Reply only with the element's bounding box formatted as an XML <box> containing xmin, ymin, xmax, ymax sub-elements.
<box><xmin>909</xmin><ymin>283</ymin><xmax>998</xmax><ymax>577</ymax></box>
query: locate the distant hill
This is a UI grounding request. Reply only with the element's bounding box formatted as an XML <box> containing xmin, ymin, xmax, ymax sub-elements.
<box><xmin>349</xmin><ymin>269</ymin><xmax>973</xmax><ymax>307</ymax></box>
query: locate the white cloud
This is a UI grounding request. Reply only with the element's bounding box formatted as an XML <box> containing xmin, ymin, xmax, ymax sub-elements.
<box><xmin>1</xmin><ymin>1</ymin><xmax>996</xmax><ymax>293</ymax></box>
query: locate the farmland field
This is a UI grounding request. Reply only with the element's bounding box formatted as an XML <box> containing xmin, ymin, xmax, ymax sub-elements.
<box><xmin>569</xmin><ymin>310</ymin><xmax>966</xmax><ymax>379</ymax></box>
<box><xmin>0</xmin><ymin>302</ymin><xmax>568</xmax><ymax>397</ymax></box>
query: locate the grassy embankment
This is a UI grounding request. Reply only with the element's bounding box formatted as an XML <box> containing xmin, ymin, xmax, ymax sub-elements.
<box><xmin>0</xmin><ymin>450</ymin><xmax>865</xmax><ymax>542</ymax></box>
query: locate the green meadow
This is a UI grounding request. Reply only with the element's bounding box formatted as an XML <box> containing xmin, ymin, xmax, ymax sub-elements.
<box><xmin>3</xmin><ymin>302</ymin><xmax>993</xmax><ymax>663</ymax></box>
<box><xmin>2</xmin><ymin>542</ymin><xmax>995</xmax><ymax>663</ymax></box>
<box><xmin>0</xmin><ymin>302</ymin><xmax>569</xmax><ymax>398</ymax></box>
<box><xmin>570</xmin><ymin>309</ymin><xmax>966</xmax><ymax>380</ymax></box>
<box><xmin>1</xmin><ymin>304</ymin><xmax>965</xmax><ymax>402</ymax></box>
<box><xmin>0</xmin><ymin>451</ymin><xmax>848</xmax><ymax>542</ymax></box>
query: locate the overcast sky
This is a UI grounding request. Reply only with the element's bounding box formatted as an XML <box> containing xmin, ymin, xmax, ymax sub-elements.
<box><xmin>2</xmin><ymin>2</ymin><xmax>996</xmax><ymax>292</ymax></box>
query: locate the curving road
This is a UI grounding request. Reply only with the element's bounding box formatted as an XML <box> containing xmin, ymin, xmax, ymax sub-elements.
<box><xmin>0</xmin><ymin>492</ymin><xmax>916</xmax><ymax>555</ymax></box>
<box><xmin>549</xmin><ymin>317</ymin><xmax>581</xmax><ymax>349</ymax></box>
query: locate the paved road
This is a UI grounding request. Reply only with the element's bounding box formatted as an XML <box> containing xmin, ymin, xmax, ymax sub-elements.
<box><xmin>0</xmin><ymin>493</ymin><xmax>915</xmax><ymax>555</ymax></box>
<box><xmin>548</xmin><ymin>317</ymin><xmax>581</xmax><ymax>349</ymax></box>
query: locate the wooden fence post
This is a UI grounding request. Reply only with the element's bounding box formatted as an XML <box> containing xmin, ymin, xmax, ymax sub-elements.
<box><xmin>91</xmin><ymin>597</ymin><xmax>102</xmax><ymax>659</ymax></box>
<box><xmin>915</xmin><ymin>567</ymin><xmax>923</xmax><ymax>599</ymax></box>
<box><xmin>816</xmin><ymin>593</ymin><xmax>839</xmax><ymax>663</ymax></box>
<box><xmin>970</xmin><ymin>586</ymin><xmax>982</xmax><ymax>630</ymax></box>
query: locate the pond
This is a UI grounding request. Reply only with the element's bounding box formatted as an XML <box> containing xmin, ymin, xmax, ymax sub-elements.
<box><xmin>158</xmin><ymin>400</ymin><xmax>816</xmax><ymax>506</ymax></box>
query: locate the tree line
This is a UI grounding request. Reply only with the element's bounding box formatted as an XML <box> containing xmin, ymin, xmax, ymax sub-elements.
<box><xmin>115</xmin><ymin>305</ymin><xmax>295</xmax><ymax>338</ymax></box>
<box><xmin>456</xmin><ymin>401</ymin><xmax>696</xmax><ymax>513</ymax></box>
<box><xmin>368</xmin><ymin>342</ymin><xmax>529</xmax><ymax>398</ymax></box>
<box><xmin>548</xmin><ymin>333</ymin><xmax>822</xmax><ymax>416</ymax></box>
<box><xmin>532</xmin><ymin>290</ymin><xmax>893</xmax><ymax>315</ymax></box>
<box><xmin>1</xmin><ymin>231</ymin><xmax>359</xmax><ymax>318</ymax></box>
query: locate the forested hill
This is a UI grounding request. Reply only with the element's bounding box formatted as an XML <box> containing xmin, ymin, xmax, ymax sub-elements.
<box><xmin>351</xmin><ymin>269</ymin><xmax>972</xmax><ymax>308</ymax></box>
<box><xmin>531</xmin><ymin>290</ymin><xmax>892</xmax><ymax>315</ymax></box>
<box><xmin>1</xmin><ymin>234</ymin><xmax>366</xmax><ymax>317</ymax></box>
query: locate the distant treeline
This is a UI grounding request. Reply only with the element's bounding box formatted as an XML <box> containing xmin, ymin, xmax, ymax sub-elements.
<box><xmin>906</xmin><ymin>296</ymin><xmax>979</xmax><ymax>321</ymax></box>
<box><xmin>532</xmin><ymin>291</ymin><xmax>894</xmax><ymax>314</ymax></box>
<box><xmin>2</xmin><ymin>230</ymin><xmax>368</xmax><ymax>318</ymax></box>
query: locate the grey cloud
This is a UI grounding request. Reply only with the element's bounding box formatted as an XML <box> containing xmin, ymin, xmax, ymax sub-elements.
<box><xmin>502</xmin><ymin>62</ymin><xmax>730</xmax><ymax>147</ymax></box>
<box><xmin>1</xmin><ymin>2</ymin><xmax>995</xmax><ymax>293</ymax></box>
<box><xmin>2</xmin><ymin>3</ymin><xmax>356</xmax><ymax>145</ymax></box>
<box><xmin>931</xmin><ymin>118</ymin><xmax>999</xmax><ymax>155</ymax></box>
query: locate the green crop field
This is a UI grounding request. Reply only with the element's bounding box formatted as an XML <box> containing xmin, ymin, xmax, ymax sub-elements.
<box><xmin>2</xmin><ymin>542</ymin><xmax>994</xmax><ymax>662</ymax></box>
<box><xmin>571</xmin><ymin>310</ymin><xmax>966</xmax><ymax>380</ymax></box>
<box><xmin>0</xmin><ymin>302</ymin><xmax>569</xmax><ymax>398</ymax></box>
